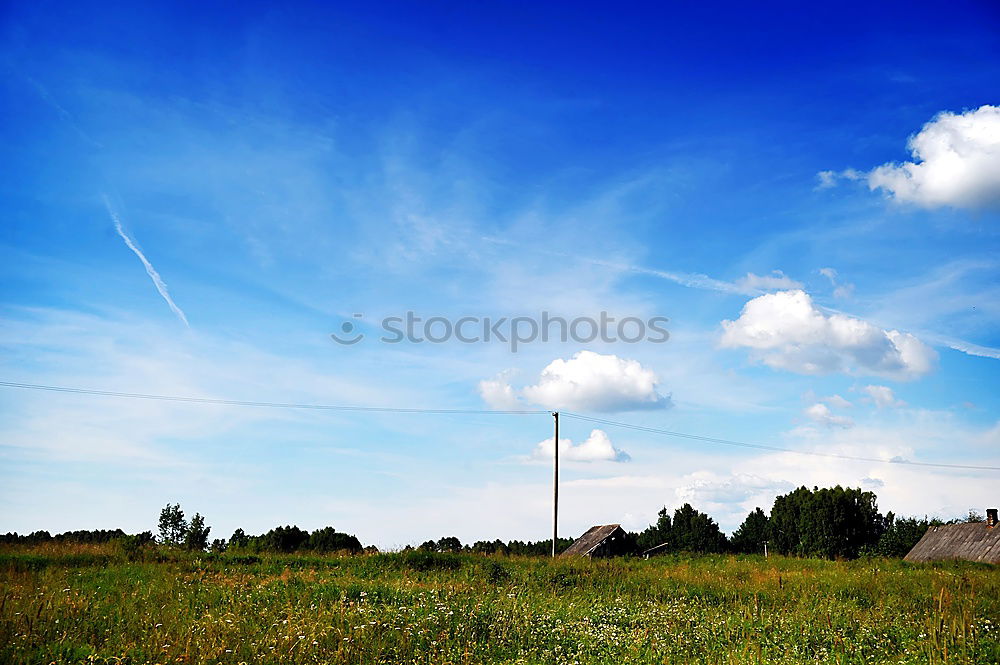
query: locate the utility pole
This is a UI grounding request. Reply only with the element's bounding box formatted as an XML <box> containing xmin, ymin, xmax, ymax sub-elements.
<box><xmin>552</xmin><ymin>411</ymin><xmax>559</xmax><ymax>558</ymax></box>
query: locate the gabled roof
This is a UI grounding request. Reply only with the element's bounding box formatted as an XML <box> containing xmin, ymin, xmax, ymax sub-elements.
<box><xmin>904</xmin><ymin>522</ymin><xmax>1000</xmax><ymax>564</ymax></box>
<box><xmin>561</xmin><ymin>524</ymin><xmax>624</xmax><ymax>556</ymax></box>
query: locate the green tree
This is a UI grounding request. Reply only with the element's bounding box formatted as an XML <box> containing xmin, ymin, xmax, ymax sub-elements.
<box><xmin>670</xmin><ymin>503</ymin><xmax>728</xmax><ymax>553</ymax></box>
<box><xmin>306</xmin><ymin>527</ymin><xmax>362</xmax><ymax>553</ymax></box>
<box><xmin>436</xmin><ymin>536</ymin><xmax>463</xmax><ymax>553</ymax></box>
<box><xmin>184</xmin><ymin>513</ymin><xmax>211</xmax><ymax>551</ymax></box>
<box><xmin>635</xmin><ymin>507</ymin><xmax>672</xmax><ymax>551</ymax></box>
<box><xmin>258</xmin><ymin>525</ymin><xmax>310</xmax><ymax>552</ymax></box>
<box><xmin>228</xmin><ymin>528</ymin><xmax>250</xmax><ymax>549</ymax></box>
<box><xmin>769</xmin><ymin>486</ymin><xmax>811</xmax><ymax>555</ymax></box>
<box><xmin>471</xmin><ymin>539</ymin><xmax>509</xmax><ymax>555</ymax></box>
<box><xmin>870</xmin><ymin>515</ymin><xmax>941</xmax><ymax>557</ymax></box>
<box><xmin>157</xmin><ymin>503</ymin><xmax>187</xmax><ymax>546</ymax></box>
<box><xmin>770</xmin><ymin>486</ymin><xmax>886</xmax><ymax>559</ymax></box>
<box><xmin>730</xmin><ymin>507</ymin><xmax>770</xmax><ymax>554</ymax></box>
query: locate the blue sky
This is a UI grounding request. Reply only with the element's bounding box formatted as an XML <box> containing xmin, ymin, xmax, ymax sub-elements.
<box><xmin>1</xmin><ymin>1</ymin><xmax>998</xmax><ymax>548</ymax></box>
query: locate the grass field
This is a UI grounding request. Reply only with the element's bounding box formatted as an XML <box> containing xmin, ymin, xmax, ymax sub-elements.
<box><xmin>1</xmin><ymin>545</ymin><xmax>997</xmax><ymax>664</ymax></box>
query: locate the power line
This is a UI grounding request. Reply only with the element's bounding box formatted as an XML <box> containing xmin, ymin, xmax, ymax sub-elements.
<box><xmin>1</xmin><ymin>380</ymin><xmax>995</xmax><ymax>472</ymax></box>
<box><xmin>0</xmin><ymin>381</ymin><xmax>548</xmax><ymax>415</ymax></box>
<box><xmin>561</xmin><ymin>412</ymin><xmax>999</xmax><ymax>472</ymax></box>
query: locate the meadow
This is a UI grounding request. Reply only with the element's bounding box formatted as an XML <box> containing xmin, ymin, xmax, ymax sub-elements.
<box><xmin>1</xmin><ymin>544</ymin><xmax>997</xmax><ymax>665</ymax></box>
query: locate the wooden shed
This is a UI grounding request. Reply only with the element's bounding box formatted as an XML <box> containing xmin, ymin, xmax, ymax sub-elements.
<box><xmin>560</xmin><ymin>524</ymin><xmax>634</xmax><ymax>558</ymax></box>
<box><xmin>904</xmin><ymin>509</ymin><xmax>1000</xmax><ymax>564</ymax></box>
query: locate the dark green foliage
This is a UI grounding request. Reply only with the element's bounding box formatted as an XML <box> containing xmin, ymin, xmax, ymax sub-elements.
<box><xmin>635</xmin><ymin>507</ymin><xmax>671</xmax><ymax>551</ymax></box>
<box><xmin>394</xmin><ymin>549</ymin><xmax>463</xmax><ymax>571</ymax></box>
<box><xmin>670</xmin><ymin>503</ymin><xmax>729</xmax><ymax>553</ymax></box>
<box><xmin>119</xmin><ymin>531</ymin><xmax>154</xmax><ymax>561</ymax></box>
<box><xmin>0</xmin><ymin>529</ymin><xmax>128</xmax><ymax>545</ymax></box>
<box><xmin>257</xmin><ymin>525</ymin><xmax>310</xmax><ymax>553</ymax></box>
<box><xmin>505</xmin><ymin>537</ymin><xmax>574</xmax><ymax>556</ymax></box>
<box><xmin>227</xmin><ymin>525</ymin><xmax>362</xmax><ymax>554</ymax></box>
<box><xmin>868</xmin><ymin>515</ymin><xmax>943</xmax><ymax>557</ymax></box>
<box><xmin>769</xmin><ymin>486</ymin><xmax>811</xmax><ymax>555</ymax></box>
<box><xmin>769</xmin><ymin>486</ymin><xmax>885</xmax><ymax>559</ymax></box>
<box><xmin>730</xmin><ymin>507</ymin><xmax>770</xmax><ymax>554</ymax></box>
<box><xmin>184</xmin><ymin>513</ymin><xmax>211</xmax><ymax>551</ymax></box>
<box><xmin>229</xmin><ymin>528</ymin><xmax>250</xmax><ymax>549</ymax></box>
<box><xmin>480</xmin><ymin>559</ymin><xmax>511</xmax><ymax>583</ymax></box>
<box><xmin>306</xmin><ymin>527</ymin><xmax>362</xmax><ymax>553</ymax></box>
<box><xmin>471</xmin><ymin>539</ymin><xmax>510</xmax><ymax>555</ymax></box>
<box><xmin>436</xmin><ymin>536</ymin><xmax>463</xmax><ymax>552</ymax></box>
<box><xmin>635</xmin><ymin>504</ymin><xmax>727</xmax><ymax>554</ymax></box>
<box><xmin>209</xmin><ymin>538</ymin><xmax>227</xmax><ymax>553</ymax></box>
<box><xmin>157</xmin><ymin>503</ymin><xmax>187</xmax><ymax>546</ymax></box>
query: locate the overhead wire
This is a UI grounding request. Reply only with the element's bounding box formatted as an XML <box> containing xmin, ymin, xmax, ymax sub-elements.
<box><xmin>560</xmin><ymin>412</ymin><xmax>999</xmax><ymax>471</ymax></box>
<box><xmin>1</xmin><ymin>380</ymin><xmax>996</xmax><ymax>471</ymax></box>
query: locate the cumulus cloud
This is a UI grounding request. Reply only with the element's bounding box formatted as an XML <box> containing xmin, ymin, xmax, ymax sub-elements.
<box><xmin>477</xmin><ymin>374</ymin><xmax>524</xmax><ymax>410</ymax></box>
<box><xmin>804</xmin><ymin>402</ymin><xmax>855</xmax><ymax>428</ymax></box>
<box><xmin>734</xmin><ymin>270</ymin><xmax>803</xmax><ymax>293</ymax></box>
<box><xmin>531</xmin><ymin>429</ymin><xmax>630</xmax><ymax>463</ymax></box>
<box><xmin>863</xmin><ymin>385</ymin><xmax>905</xmax><ymax>408</ymax></box>
<box><xmin>485</xmin><ymin>351</ymin><xmax>670</xmax><ymax>412</ymax></box>
<box><xmin>675</xmin><ymin>471</ymin><xmax>793</xmax><ymax>508</ymax></box>
<box><xmin>720</xmin><ymin>290</ymin><xmax>936</xmax><ymax>380</ymax></box>
<box><xmin>865</xmin><ymin>105</ymin><xmax>1000</xmax><ymax>209</ymax></box>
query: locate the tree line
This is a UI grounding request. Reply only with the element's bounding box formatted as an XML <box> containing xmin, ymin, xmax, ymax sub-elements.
<box><xmin>634</xmin><ymin>485</ymin><xmax>959</xmax><ymax>559</ymax></box>
<box><xmin>1</xmin><ymin>488</ymin><xmax>981</xmax><ymax>560</ymax></box>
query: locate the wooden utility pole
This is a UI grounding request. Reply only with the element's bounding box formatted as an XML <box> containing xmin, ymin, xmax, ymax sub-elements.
<box><xmin>552</xmin><ymin>411</ymin><xmax>559</xmax><ymax>557</ymax></box>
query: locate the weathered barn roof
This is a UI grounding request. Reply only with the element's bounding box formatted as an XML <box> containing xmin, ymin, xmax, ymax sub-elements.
<box><xmin>561</xmin><ymin>524</ymin><xmax>624</xmax><ymax>557</ymax></box>
<box><xmin>904</xmin><ymin>522</ymin><xmax>1000</xmax><ymax>564</ymax></box>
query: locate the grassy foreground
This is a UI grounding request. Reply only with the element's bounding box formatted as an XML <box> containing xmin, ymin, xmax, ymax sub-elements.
<box><xmin>1</xmin><ymin>545</ymin><xmax>997</xmax><ymax>664</ymax></box>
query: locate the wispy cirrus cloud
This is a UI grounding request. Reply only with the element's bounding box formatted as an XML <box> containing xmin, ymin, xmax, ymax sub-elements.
<box><xmin>104</xmin><ymin>196</ymin><xmax>190</xmax><ymax>327</ymax></box>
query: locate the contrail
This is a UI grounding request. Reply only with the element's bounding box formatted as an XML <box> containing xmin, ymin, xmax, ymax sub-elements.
<box><xmin>103</xmin><ymin>196</ymin><xmax>190</xmax><ymax>327</ymax></box>
<box><xmin>484</xmin><ymin>235</ymin><xmax>999</xmax><ymax>361</ymax></box>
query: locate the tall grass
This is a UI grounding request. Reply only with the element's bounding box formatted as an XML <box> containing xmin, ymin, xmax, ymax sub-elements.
<box><xmin>1</xmin><ymin>545</ymin><xmax>996</xmax><ymax>664</ymax></box>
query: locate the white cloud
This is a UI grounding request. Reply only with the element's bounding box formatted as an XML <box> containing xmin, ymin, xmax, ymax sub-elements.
<box><xmin>733</xmin><ymin>270</ymin><xmax>803</xmax><ymax>293</ymax></box>
<box><xmin>866</xmin><ymin>105</ymin><xmax>1000</xmax><ymax>210</ymax></box>
<box><xmin>477</xmin><ymin>374</ymin><xmax>523</xmax><ymax>410</ymax></box>
<box><xmin>486</xmin><ymin>351</ymin><xmax>671</xmax><ymax>412</ymax></box>
<box><xmin>863</xmin><ymin>385</ymin><xmax>905</xmax><ymax>408</ymax></box>
<box><xmin>804</xmin><ymin>402</ymin><xmax>855</xmax><ymax>428</ymax></box>
<box><xmin>815</xmin><ymin>170</ymin><xmax>838</xmax><ymax>189</ymax></box>
<box><xmin>824</xmin><ymin>394</ymin><xmax>853</xmax><ymax>409</ymax></box>
<box><xmin>531</xmin><ymin>429</ymin><xmax>630</xmax><ymax>463</ymax></box>
<box><xmin>720</xmin><ymin>290</ymin><xmax>937</xmax><ymax>380</ymax></box>
<box><xmin>675</xmin><ymin>471</ymin><xmax>793</xmax><ymax>509</ymax></box>
<box><xmin>818</xmin><ymin>267</ymin><xmax>854</xmax><ymax>300</ymax></box>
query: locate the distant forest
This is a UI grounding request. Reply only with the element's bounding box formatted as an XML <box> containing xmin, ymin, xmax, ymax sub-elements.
<box><xmin>2</xmin><ymin>486</ymin><xmax>981</xmax><ymax>560</ymax></box>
